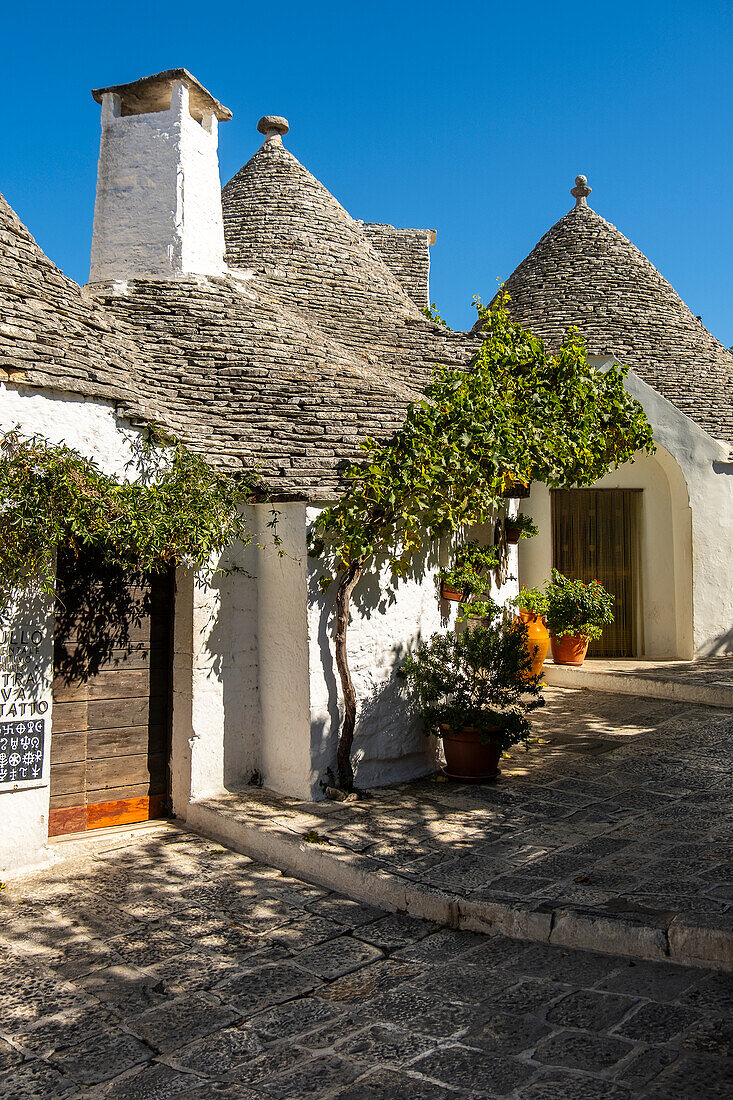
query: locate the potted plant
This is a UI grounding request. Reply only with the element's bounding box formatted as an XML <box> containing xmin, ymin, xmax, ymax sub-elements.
<box><xmin>501</xmin><ymin>474</ymin><xmax>532</xmax><ymax>499</ymax></box>
<box><xmin>510</xmin><ymin>585</ymin><xmax>550</xmax><ymax>676</ymax></box>
<box><xmin>504</xmin><ymin>512</ymin><xmax>539</xmax><ymax>545</ymax></box>
<box><xmin>397</xmin><ymin>607</ymin><xmax>545</xmax><ymax>781</ymax></box>
<box><xmin>439</xmin><ymin>541</ymin><xmax>498</xmax><ymax>603</ymax></box>
<box><xmin>544</xmin><ymin>569</ymin><xmax>614</xmax><ymax>666</ymax></box>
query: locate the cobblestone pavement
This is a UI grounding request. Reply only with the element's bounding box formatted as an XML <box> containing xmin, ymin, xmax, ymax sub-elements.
<box><xmin>197</xmin><ymin>689</ymin><xmax>733</xmax><ymax>954</ymax></box>
<box><xmin>1</xmin><ymin>827</ymin><xmax>732</xmax><ymax>1099</ymax></box>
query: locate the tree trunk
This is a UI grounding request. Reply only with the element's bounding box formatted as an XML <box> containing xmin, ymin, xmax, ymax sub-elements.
<box><xmin>334</xmin><ymin>561</ymin><xmax>364</xmax><ymax>790</ymax></box>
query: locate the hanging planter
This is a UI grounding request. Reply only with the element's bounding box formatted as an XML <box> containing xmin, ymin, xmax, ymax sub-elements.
<box><xmin>501</xmin><ymin>476</ymin><xmax>532</xmax><ymax>499</ymax></box>
<box><xmin>440</xmin><ymin>580</ymin><xmax>466</xmax><ymax>601</ymax></box>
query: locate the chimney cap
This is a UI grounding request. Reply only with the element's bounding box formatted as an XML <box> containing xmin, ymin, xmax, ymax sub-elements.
<box><xmin>92</xmin><ymin>68</ymin><xmax>232</xmax><ymax>122</ymax></box>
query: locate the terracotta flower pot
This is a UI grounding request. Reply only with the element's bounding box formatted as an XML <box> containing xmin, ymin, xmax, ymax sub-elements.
<box><xmin>516</xmin><ymin>610</ymin><xmax>550</xmax><ymax>677</ymax></box>
<box><xmin>505</xmin><ymin>525</ymin><xmax>521</xmax><ymax>544</ymax></box>
<box><xmin>440</xmin><ymin>581</ymin><xmax>465</xmax><ymax>601</ymax></box>
<box><xmin>439</xmin><ymin>725</ymin><xmax>501</xmax><ymax>781</ymax></box>
<box><xmin>550</xmin><ymin>634</ymin><xmax>589</xmax><ymax>666</ymax></box>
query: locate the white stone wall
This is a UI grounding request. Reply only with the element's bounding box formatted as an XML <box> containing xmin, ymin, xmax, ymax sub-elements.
<box><xmin>0</xmin><ymin>591</ymin><xmax>54</xmax><ymax>875</ymax></box>
<box><xmin>0</xmin><ymin>384</ymin><xmax>140</xmax><ymax>478</ymax></box>
<box><xmin>90</xmin><ymin>81</ymin><xmax>226</xmax><ymax>283</ymax></box>
<box><xmin>0</xmin><ymin>385</ymin><xmax>143</xmax><ymax>873</ymax></box>
<box><xmin>306</xmin><ymin>507</ymin><xmax>519</xmax><ymax>793</ymax></box>
<box><xmin>518</xmin><ymin>371</ymin><xmax>732</xmax><ymax>659</ymax></box>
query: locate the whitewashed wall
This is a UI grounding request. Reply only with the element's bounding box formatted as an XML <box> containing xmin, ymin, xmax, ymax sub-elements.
<box><xmin>0</xmin><ymin>384</ymin><xmax>142</xmax><ymax>873</ymax></box>
<box><xmin>170</xmin><ymin>530</ymin><xmax>260</xmax><ymax>812</ymax></box>
<box><xmin>90</xmin><ymin>81</ymin><xmax>226</xmax><ymax>283</ymax></box>
<box><xmin>518</xmin><ymin>371</ymin><xmax>732</xmax><ymax>659</ymax></box>
<box><xmin>306</xmin><ymin>506</ymin><xmax>519</xmax><ymax>794</ymax></box>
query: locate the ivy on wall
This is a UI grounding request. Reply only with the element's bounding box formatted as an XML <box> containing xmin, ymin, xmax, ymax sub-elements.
<box><xmin>0</xmin><ymin>427</ymin><xmax>263</xmax><ymax>607</ymax></box>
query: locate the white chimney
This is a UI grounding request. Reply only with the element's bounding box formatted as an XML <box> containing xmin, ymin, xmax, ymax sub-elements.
<box><xmin>89</xmin><ymin>68</ymin><xmax>232</xmax><ymax>283</ymax></box>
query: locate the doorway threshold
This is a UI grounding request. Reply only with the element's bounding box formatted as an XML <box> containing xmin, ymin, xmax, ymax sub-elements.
<box><xmin>542</xmin><ymin>656</ymin><xmax>733</xmax><ymax>709</ymax></box>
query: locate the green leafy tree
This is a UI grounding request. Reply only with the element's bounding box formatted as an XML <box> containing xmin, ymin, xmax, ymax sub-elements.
<box><xmin>310</xmin><ymin>297</ymin><xmax>655</xmax><ymax>790</ymax></box>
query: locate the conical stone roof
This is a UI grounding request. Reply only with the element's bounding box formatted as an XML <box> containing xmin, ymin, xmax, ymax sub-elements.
<box><xmin>221</xmin><ymin>132</ymin><xmax>471</xmax><ymax>398</ymax></box>
<box><xmin>0</xmin><ymin>191</ymin><xmax>145</xmax><ymax>407</ymax></box>
<box><xmin>499</xmin><ymin>192</ymin><xmax>733</xmax><ymax>443</ymax></box>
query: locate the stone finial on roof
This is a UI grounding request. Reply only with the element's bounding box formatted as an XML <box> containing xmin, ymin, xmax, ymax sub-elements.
<box><xmin>257</xmin><ymin>116</ymin><xmax>290</xmax><ymax>146</ymax></box>
<box><xmin>571</xmin><ymin>174</ymin><xmax>592</xmax><ymax>208</ymax></box>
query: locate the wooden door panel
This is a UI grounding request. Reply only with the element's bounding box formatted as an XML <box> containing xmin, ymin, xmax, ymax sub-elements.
<box><xmin>85</xmin><ymin>725</ymin><xmax>167</xmax><ymax>758</ymax></box>
<box><xmin>51</xmin><ymin>701</ymin><xmax>89</xmax><ymax>734</ymax></box>
<box><xmin>48</xmin><ymin>760</ymin><xmax>87</xmax><ymax>799</ymax></box>
<box><xmin>86</xmin><ymin>752</ymin><xmax>167</xmax><ymax>791</ymax></box>
<box><xmin>50</xmin><ymin>554</ymin><xmax>172</xmax><ymax>835</ymax></box>
<box><xmin>552</xmin><ymin>489</ymin><xmax>640</xmax><ymax>658</ymax></box>
<box><xmin>50</xmin><ymin>732</ymin><xmax>87</xmax><ymax>765</ymax></box>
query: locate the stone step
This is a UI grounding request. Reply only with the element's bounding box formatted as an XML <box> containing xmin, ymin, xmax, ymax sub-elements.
<box><xmin>185</xmin><ymin>795</ymin><xmax>733</xmax><ymax>973</ymax></box>
<box><xmin>542</xmin><ymin>660</ymin><xmax>733</xmax><ymax>709</ymax></box>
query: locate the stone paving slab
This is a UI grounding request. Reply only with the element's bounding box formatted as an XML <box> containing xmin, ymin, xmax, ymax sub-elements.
<box><xmin>543</xmin><ymin>656</ymin><xmax>733</xmax><ymax>708</ymax></box>
<box><xmin>0</xmin><ymin>828</ymin><xmax>731</xmax><ymax>1098</ymax></box>
<box><xmin>188</xmin><ymin>687</ymin><xmax>733</xmax><ymax>969</ymax></box>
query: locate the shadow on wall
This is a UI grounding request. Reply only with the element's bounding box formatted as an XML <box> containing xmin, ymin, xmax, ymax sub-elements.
<box><xmin>308</xmin><ymin>541</ymin><xmax>446</xmax><ymax>789</ymax></box>
<box><xmin>699</xmin><ymin>629</ymin><xmax>733</xmax><ymax>658</ymax></box>
<box><xmin>53</xmin><ymin>547</ymin><xmax>171</xmax><ymax>686</ymax></box>
<box><xmin>198</xmin><ymin>544</ymin><xmax>261</xmax><ymax>791</ymax></box>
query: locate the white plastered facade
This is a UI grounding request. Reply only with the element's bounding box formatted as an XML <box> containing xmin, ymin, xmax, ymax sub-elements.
<box><xmin>89</xmin><ymin>81</ymin><xmax>227</xmax><ymax>283</ymax></box>
<box><xmin>0</xmin><ymin>384</ymin><xmax>142</xmax><ymax>874</ymax></box>
<box><xmin>518</xmin><ymin>371</ymin><xmax>733</xmax><ymax>659</ymax></box>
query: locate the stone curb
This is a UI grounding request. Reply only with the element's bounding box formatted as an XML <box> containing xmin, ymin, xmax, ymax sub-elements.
<box><xmin>542</xmin><ymin>664</ymin><xmax>733</xmax><ymax>709</ymax></box>
<box><xmin>185</xmin><ymin>799</ymin><xmax>733</xmax><ymax>972</ymax></box>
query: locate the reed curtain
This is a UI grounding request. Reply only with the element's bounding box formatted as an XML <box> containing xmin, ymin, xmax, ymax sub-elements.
<box><xmin>551</xmin><ymin>489</ymin><xmax>642</xmax><ymax>658</ymax></box>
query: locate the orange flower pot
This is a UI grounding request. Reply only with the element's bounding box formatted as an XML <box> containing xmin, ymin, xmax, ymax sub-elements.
<box><xmin>550</xmin><ymin>634</ymin><xmax>589</xmax><ymax>666</ymax></box>
<box><xmin>439</xmin><ymin>725</ymin><xmax>501</xmax><ymax>781</ymax></box>
<box><xmin>515</xmin><ymin>610</ymin><xmax>550</xmax><ymax>677</ymax></box>
<box><xmin>440</xmin><ymin>581</ymin><xmax>465</xmax><ymax>601</ymax></box>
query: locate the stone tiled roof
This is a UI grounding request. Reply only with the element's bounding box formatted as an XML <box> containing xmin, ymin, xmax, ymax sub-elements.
<box><xmin>498</xmin><ymin>201</ymin><xmax>733</xmax><ymax>443</ymax></box>
<box><xmin>82</xmin><ymin>140</ymin><xmax>473</xmax><ymax>495</ymax></box>
<box><xmin>358</xmin><ymin>222</ymin><xmax>433</xmax><ymax>310</ymax></box>
<box><xmin>220</xmin><ymin>140</ymin><xmax>470</xmax><ymax>398</ymax></box>
<box><xmin>0</xmin><ymin>191</ymin><xmax>150</xmax><ymax>415</ymax></box>
<box><xmin>93</xmin><ymin>272</ymin><xmax>452</xmax><ymax>495</ymax></box>
<box><xmin>0</xmin><ymin>175</ymin><xmax>472</xmax><ymax>497</ymax></box>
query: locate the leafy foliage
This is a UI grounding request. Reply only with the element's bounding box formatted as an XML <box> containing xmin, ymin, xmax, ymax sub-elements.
<box><xmin>397</xmin><ymin>615</ymin><xmax>545</xmax><ymax>751</ymax></box>
<box><xmin>422</xmin><ymin>302</ymin><xmax>452</xmax><ymax>329</ymax></box>
<box><xmin>439</xmin><ymin>540</ymin><xmax>498</xmax><ymax>596</ymax></box>
<box><xmin>309</xmin><ymin>296</ymin><xmax>655</xmax><ymax>788</ymax></box>
<box><xmin>511</xmin><ymin>584</ymin><xmax>548</xmax><ymax>617</ymax></box>
<box><xmin>544</xmin><ymin>568</ymin><xmax>614</xmax><ymax>640</ymax></box>
<box><xmin>439</xmin><ymin>541</ymin><xmax>500</xmax><ymax>624</ymax></box>
<box><xmin>310</xmin><ymin>297</ymin><xmax>655</xmax><ymax>585</ymax></box>
<box><xmin>505</xmin><ymin>512</ymin><xmax>539</xmax><ymax>539</ymax></box>
<box><xmin>0</xmin><ymin>429</ymin><xmax>263</xmax><ymax>606</ymax></box>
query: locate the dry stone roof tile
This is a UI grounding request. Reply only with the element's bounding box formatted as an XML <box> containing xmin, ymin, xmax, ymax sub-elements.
<box><xmin>498</xmin><ymin>202</ymin><xmax>733</xmax><ymax>443</ymax></box>
<box><xmin>0</xmin><ymin>191</ymin><xmax>149</xmax><ymax>414</ymax></box>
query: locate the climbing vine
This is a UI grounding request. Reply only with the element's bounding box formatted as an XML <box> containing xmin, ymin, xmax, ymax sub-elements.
<box><xmin>310</xmin><ymin>296</ymin><xmax>656</xmax><ymax>789</ymax></box>
<box><xmin>0</xmin><ymin>427</ymin><xmax>266</xmax><ymax>607</ymax></box>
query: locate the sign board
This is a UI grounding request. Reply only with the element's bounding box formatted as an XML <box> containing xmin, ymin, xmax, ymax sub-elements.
<box><xmin>0</xmin><ymin>614</ymin><xmax>52</xmax><ymax>792</ymax></box>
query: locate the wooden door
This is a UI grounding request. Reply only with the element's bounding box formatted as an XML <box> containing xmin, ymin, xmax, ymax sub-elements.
<box><xmin>551</xmin><ymin>489</ymin><xmax>641</xmax><ymax>658</ymax></box>
<box><xmin>49</xmin><ymin>550</ymin><xmax>172</xmax><ymax>836</ymax></box>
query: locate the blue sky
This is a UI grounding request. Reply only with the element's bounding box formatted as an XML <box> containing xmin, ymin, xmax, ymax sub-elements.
<box><xmin>3</xmin><ymin>1</ymin><xmax>732</xmax><ymax>345</ymax></box>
